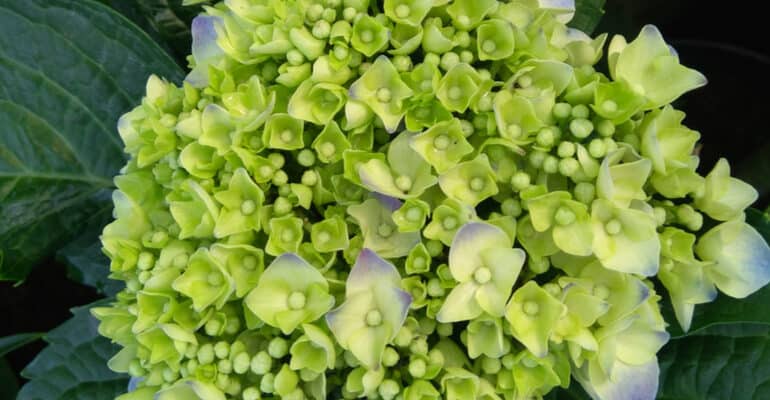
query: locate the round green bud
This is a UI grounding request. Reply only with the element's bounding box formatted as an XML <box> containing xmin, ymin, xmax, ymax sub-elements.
<box><xmin>382</xmin><ymin>346</ymin><xmax>400</xmax><ymax>367</ymax></box>
<box><xmin>410</xmin><ymin>337</ymin><xmax>429</xmax><ymax>355</ymax></box>
<box><xmin>569</xmin><ymin>118</ymin><xmax>594</xmax><ymax>139</ymax></box>
<box><xmin>342</xmin><ymin>7</ymin><xmax>357</xmax><ymax>21</ymax></box>
<box><xmin>288</xmin><ymin>291</ymin><xmax>307</xmax><ymax>310</ymax></box>
<box><xmin>437</xmin><ymin>322</ymin><xmax>453</xmax><ymax>337</ymax></box>
<box><xmin>214</xmin><ymin>341</ymin><xmax>230</xmax><ymax>359</ymax></box>
<box><xmin>301</xmin><ymin>170</ymin><xmax>318</xmax><ymax>186</ymax></box>
<box><xmin>454</xmin><ymin>31</ymin><xmax>471</xmax><ymax>48</ymax></box>
<box><xmin>440</xmin><ymin>52</ymin><xmax>460</xmax><ymax>71</ymax></box>
<box><xmin>528</xmin><ymin>256</ymin><xmax>550</xmax><ymax>274</ymax></box>
<box><xmin>588</xmin><ymin>138</ymin><xmax>607</xmax><ymax>158</ymax></box>
<box><xmin>481</xmin><ymin>356</ymin><xmax>502</xmax><ymax>374</ymax></box>
<box><xmin>622</xmin><ymin>133</ymin><xmax>640</xmax><ymax>149</ymax></box>
<box><xmin>137</xmin><ymin>251</ymin><xmax>154</xmax><ymax>270</ymax></box>
<box><xmin>394</xmin><ymin>327</ymin><xmax>413</xmax><ymax>348</ymax></box>
<box><xmin>473</xmin><ymin>267</ymin><xmax>492</xmax><ymax>284</ymax></box>
<box><xmin>523</xmin><ymin>300</ymin><xmax>540</xmax><ymax>316</ymax></box>
<box><xmin>574</xmin><ymin>182</ymin><xmax>596</xmax><ymax>204</ymax></box>
<box><xmin>460</xmin><ymin>119</ymin><xmax>475</xmax><ymax>137</ymax></box>
<box><xmin>571</xmin><ymin>104</ymin><xmax>590</xmax><ymax>119</ymax></box>
<box><xmin>242</xmin><ymin>387</ymin><xmax>260</xmax><ymax>400</ymax></box>
<box><xmin>218</xmin><ymin>358</ymin><xmax>233</xmax><ymax>374</ymax></box>
<box><xmin>529</xmin><ymin>150</ymin><xmax>546</xmax><ymax>168</ymax></box>
<box><xmin>322</xmin><ymin>7</ymin><xmax>337</xmax><ymax>22</ymax></box>
<box><xmin>365</xmin><ymin>309</ymin><xmax>383</xmax><ymax>326</ymax></box>
<box><xmin>205</xmin><ymin>318</ymin><xmax>223</xmax><ymax>336</ymax></box>
<box><xmin>408</xmin><ymin>358</ymin><xmax>427</xmax><ymax>378</ymax></box>
<box><xmin>459</xmin><ymin>50</ymin><xmax>474</xmax><ymax>64</ymax></box>
<box><xmin>272</xmin><ymin>170</ymin><xmax>289</xmax><ymax>186</ymax></box>
<box><xmin>543</xmin><ymin>155</ymin><xmax>559</xmax><ymax>174</ymax></box>
<box><xmin>558</xmin><ymin>157</ymin><xmax>580</xmax><ymax>176</ymax></box>
<box><xmin>395</xmin><ymin>175</ymin><xmax>413</xmax><ymax>192</ymax></box>
<box><xmin>424</xmin><ymin>52</ymin><xmax>440</xmax><ymax>66</ymax></box>
<box><xmin>426</xmin><ymin>240</ymin><xmax>443</xmax><ymax>257</ymax></box>
<box><xmin>251</xmin><ymin>351</ymin><xmax>273</xmax><ymax>375</ymax></box>
<box><xmin>604</xmin><ymin>137</ymin><xmax>619</xmax><ymax>153</ymax></box>
<box><xmin>501</xmin><ymin>353</ymin><xmax>516</xmax><ymax>370</ymax></box>
<box><xmin>596</xmin><ymin>119</ymin><xmax>615</xmax><ymax>137</ymax></box>
<box><xmin>233</xmin><ymin>352</ymin><xmax>251</xmax><ymax>375</ymax></box>
<box><xmin>427</xmin><ymin>278</ymin><xmax>445</xmax><ymax>297</ymax></box>
<box><xmin>306</xmin><ymin>4</ymin><xmax>324</xmax><ymax>21</ymax></box>
<box><xmin>553</xmin><ymin>102</ymin><xmax>572</xmax><ymax>119</ymax></box>
<box><xmin>393</xmin><ymin>55</ymin><xmax>412</xmax><ymax>72</ymax></box>
<box><xmin>501</xmin><ymin>198</ymin><xmax>522</xmax><ymax>217</ymax></box>
<box><xmin>297</xmin><ymin>149</ymin><xmax>316</xmax><ymax>167</ymax></box>
<box><xmin>198</xmin><ymin>343</ymin><xmax>215</xmax><ymax>365</ymax></box>
<box><xmin>536</xmin><ymin>127</ymin><xmax>557</xmax><ymax>148</ymax></box>
<box><xmin>554</xmin><ymin>207</ymin><xmax>576</xmax><ymax>226</ymax></box>
<box><xmin>268</xmin><ymin>337</ymin><xmax>289</xmax><ymax>358</ymax></box>
<box><xmin>604</xmin><ymin>219</ymin><xmax>623</xmax><ymax>235</ymax></box>
<box><xmin>274</xmin><ymin>196</ymin><xmax>293</xmax><ymax>215</ymax></box>
<box><xmin>286</xmin><ymin>50</ymin><xmax>305</xmax><ymax>66</ymax></box>
<box><xmin>260</xmin><ymin>373</ymin><xmax>275</xmax><ymax>393</ymax></box>
<box><xmin>510</xmin><ymin>171</ymin><xmax>531</xmax><ymax>191</ymax></box>
<box><xmin>557</xmin><ymin>141</ymin><xmax>576</xmax><ymax>158</ymax></box>
<box><xmin>312</xmin><ymin>19</ymin><xmax>331</xmax><ymax>39</ymax></box>
<box><xmin>379</xmin><ymin>379</ymin><xmax>401</xmax><ymax>400</ymax></box>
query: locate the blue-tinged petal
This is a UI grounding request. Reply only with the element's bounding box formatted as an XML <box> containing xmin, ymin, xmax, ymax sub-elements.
<box><xmin>186</xmin><ymin>16</ymin><xmax>224</xmax><ymax>88</ymax></box>
<box><xmin>346</xmin><ymin>248</ymin><xmax>402</xmax><ymax>297</ymax></box>
<box><xmin>325</xmin><ymin>291</ymin><xmax>374</xmax><ymax>347</ymax></box>
<box><xmin>538</xmin><ymin>0</ymin><xmax>575</xmax><ymax>23</ymax></box>
<box><xmin>260</xmin><ymin>253</ymin><xmax>329</xmax><ymax>293</ymax></box>
<box><xmin>696</xmin><ymin>219</ymin><xmax>770</xmax><ymax>298</ymax></box>
<box><xmin>358</xmin><ymin>159</ymin><xmax>405</xmax><ymax>198</ymax></box>
<box><xmin>376</xmin><ymin>286</ymin><xmax>413</xmax><ymax>340</ymax></box>
<box><xmin>576</xmin><ymin>359</ymin><xmax>659</xmax><ymax>400</ymax></box>
<box><xmin>449</xmin><ymin>222</ymin><xmax>512</xmax><ymax>282</ymax></box>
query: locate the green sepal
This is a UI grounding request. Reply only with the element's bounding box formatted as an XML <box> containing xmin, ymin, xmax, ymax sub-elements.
<box><xmin>244</xmin><ymin>253</ymin><xmax>334</xmax><ymax>335</ymax></box>
<box><xmin>266</xmin><ymin>215</ymin><xmax>304</xmax><ymax>256</ymax></box>
<box><xmin>349</xmin><ymin>56</ymin><xmax>414</xmax><ymax>132</ymax></box>
<box><xmin>441</xmin><ymin>367</ymin><xmax>480</xmax><ymax>400</ymax></box>
<box><xmin>347</xmin><ymin>196</ymin><xmax>421</xmax><ymax>258</ymax></box>
<box><xmin>351</xmin><ymin>15</ymin><xmax>389</xmax><ymax>57</ymax></box>
<box><xmin>476</xmin><ymin>19</ymin><xmax>515</xmax><ymax>61</ymax></box>
<box><xmin>390</xmin><ymin>23</ymin><xmax>424</xmax><ymax>55</ymax></box>
<box><xmin>404</xmin><ymin>380</ymin><xmax>440</xmax><ymax>400</ymax></box>
<box><xmin>197</xmin><ymin>104</ymin><xmax>235</xmax><ymax>156</ymax></box>
<box><xmin>312</xmin><ymin>121</ymin><xmax>351</xmax><ymax>163</ymax></box>
<box><xmin>213</xmin><ymin>168</ymin><xmax>264</xmax><ymax>238</ymax></box>
<box><xmin>423</xmin><ymin>198</ymin><xmax>476</xmax><ymax>246</ymax></box>
<box><xmin>171</xmin><ymin>247</ymin><xmax>234</xmax><ymax>311</ymax></box>
<box><xmin>596</xmin><ymin>149</ymin><xmax>652</xmax><ymax>208</ymax></box>
<box><xmin>410</xmin><ymin>118</ymin><xmax>474</xmax><ymax>173</ymax></box>
<box><xmin>438</xmin><ymin>154</ymin><xmax>499</xmax><ymax>207</ymax></box>
<box><xmin>493</xmin><ymin>90</ymin><xmax>545</xmax><ymax>142</ymax></box>
<box><xmin>421</xmin><ymin>22</ymin><xmax>455</xmax><ymax>54</ymax></box>
<box><xmin>639</xmin><ymin>105</ymin><xmax>701</xmax><ymax>175</ymax></box>
<box><xmin>168</xmin><ymin>180</ymin><xmax>220</xmax><ymax>240</ymax></box>
<box><xmin>591</xmin><ymin>198</ymin><xmax>660</xmax><ymax>276</ymax></box>
<box><xmin>289</xmin><ymin>324</ymin><xmax>336</xmax><ymax>373</ymax></box>
<box><xmin>436</xmin><ymin>63</ymin><xmax>483</xmax><ymax>113</ymax></box>
<box><xmin>694</xmin><ymin>158</ymin><xmax>758</xmax><ymax>221</ymax></box>
<box><xmin>154</xmin><ymin>380</ymin><xmax>225</xmax><ymax>400</ymax></box>
<box><xmin>384</xmin><ymin>0</ymin><xmax>433</xmax><ymax>26</ymax></box>
<box><xmin>393</xmin><ymin>198</ymin><xmax>431</xmax><ymax>232</ymax></box>
<box><xmin>466</xmin><ymin>315</ymin><xmax>507</xmax><ymax>359</ymax></box>
<box><xmin>405</xmin><ymin>242</ymin><xmax>432</xmax><ymax>275</ymax></box>
<box><xmin>288</xmin><ymin>80</ymin><xmax>347</xmax><ymax>125</ymax></box>
<box><xmin>179</xmin><ymin>142</ymin><xmax>225</xmax><ymax>179</ymax></box>
<box><xmin>209</xmin><ymin>243</ymin><xmax>265</xmax><ymax>298</ymax></box>
<box><xmin>527</xmin><ymin>191</ymin><xmax>593</xmax><ymax>256</ymax></box>
<box><xmin>264</xmin><ymin>113</ymin><xmax>304</xmax><ymax>150</ymax></box>
<box><xmin>402</xmin><ymin>276</ymin><xmax>429</xmax><ymax>309</ymax></box>
<box><xmin>343</xmin><ymin>150</ymin><xmax>386</xmax><ymax>185</ymax></box>
<box><xmin>358</xmin><ymin>132</ymin><xmax>438</xmax><ymax>199</ymax></box>
<box><xmin>613</xmin><ymin>25</ymin><xmax>707</xmax><ymax>109</ymax></box>
<box><xmin>446</xmin><ymin>0</ymin><xmax>498</xmax><ymax>30</ymax></box>
<box><xmin>289</xmin><ymin>26</ymin><xmax>326</xmax><ymax>61</ymax></box>
<box><xmin>592</xmin><ymin>80</ymin><xmax>645</xmax><ymax>124</ymax></box>
<box><xmin>504</xmin><ymin>281</ymin><xmax>566</xmax><ymax>357</ymax></box>
<box><xmin>311</xmin><ymin>216</ymin><xmax>350</xmax><ymax>252</ymax></box>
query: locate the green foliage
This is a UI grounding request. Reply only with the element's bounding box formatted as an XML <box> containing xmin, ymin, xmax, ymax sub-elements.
<box><xmin>0</xmin><ymin>0</ymin><xmax>183</xmax><ymax>281</ymax></box>
<box><xmin>569</xmin><ymin>0</ymin><xmax>607</xmax><ymax>34</ymax></box>
<box><xmin>0</xmin><ymin>333</ymin><xmax>43</xmax><ymax>357</ymax></box>
<box><xmin>16</xmin><ymin>302</ymin><xmax>128</xmax><ymax>400</ymax></box>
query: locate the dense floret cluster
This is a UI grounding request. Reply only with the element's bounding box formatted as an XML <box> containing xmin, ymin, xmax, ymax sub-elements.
<box><xmin>94</xmin><ymin>0</ymin><xmax>770</xmax><ymax>399</ymax></box>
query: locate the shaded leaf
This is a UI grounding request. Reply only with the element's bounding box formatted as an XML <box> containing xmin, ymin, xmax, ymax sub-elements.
<box><xmin>0</xmin><ymin>0</ymin><xmax>184</xmax><ymax>281</ymax></box>
<box><xmin>17</xmin><ymin>301</ymin><xmax>128</xmax><ymax>400</ymax></box>
<box><xmin>0</xmin><ymin>332</ymin><xmax>43</xmax><ymax>357</ymax></box>
<box><xmin>57</xmin><ymin>204</ymin><xmax>124</xmax><ymax>296</ymax></box>
<box><xmin>0</xmin><ymin>358</ymin><xmax>19</xmax><ymax>400</ymax></box>
<box><xmin>569</xmin><ymin>0</ymin><xmax>606</xmax><ymax>35</ymax></box>
<box><xmin>658</xmin><ymin>333</ymin><xmax>770</xmax><ymax>400</ymax></box>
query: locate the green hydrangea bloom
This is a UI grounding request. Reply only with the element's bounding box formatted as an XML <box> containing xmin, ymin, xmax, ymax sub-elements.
<box><xmin>94</xmin><ymin>1</ymin><xmax>770</xmax><ymax>399</ymax></box>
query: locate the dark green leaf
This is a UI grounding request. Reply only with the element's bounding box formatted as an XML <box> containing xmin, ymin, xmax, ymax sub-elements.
<box><xmin>57</xmin><ymin>204</ymin><xmax>124</xmax><ymax>296</ymax></box>
<box><xmin>0</xmin><ymin>0</ymin><xmax>184</xmax><ymax>281</ymax></box>
<box><xmin>658</xmin><ymin>333</ymin><xmax>770</xmax><ymax>400</ymax></box>
<box><xmin>747</xmin><ymin>207</ymin><xmax>770</xmax><ymax>243</ymax></box>
<box><xmin>98</xmin><ymin>0</ymin><xmax>206</xmax><ymax>65</ymax></box>
<box><xmin>0</xmin><ymin>332</ymin><xmax>43</xmax><ymax>357</ymax></box>
<box><xmin>17</xmin><ymin>301</ymin><xmax>128</xmax><ymax>400</ymax></box>
<box><xmin>0</xmin><ymin>358</ymin><xmax>19</xmax><ymax>400</ymax></box>
<box><xmin>569</xmin><ymin>0</ymin><xmax>607</xmax><ymax>35</ymax></box>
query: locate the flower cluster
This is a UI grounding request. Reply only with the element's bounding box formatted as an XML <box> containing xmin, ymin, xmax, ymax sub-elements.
<box><xmin>94</xmin><ymin>0</ymin><xmax>770</xmax><ymax>399</ymax></box>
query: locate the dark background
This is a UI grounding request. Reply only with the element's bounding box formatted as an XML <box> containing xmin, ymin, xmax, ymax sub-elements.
<box><xmin>1</xmin><ymin>0</ymin><xmax>769</xmax><ymax>390</ymax></box>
